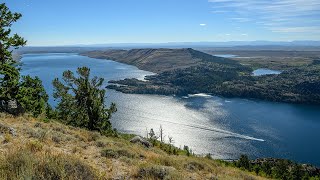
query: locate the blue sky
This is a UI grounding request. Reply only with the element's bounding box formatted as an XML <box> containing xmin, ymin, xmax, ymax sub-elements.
<box><xmin>4</xmin><ymin>0</ymin><xmax>320</xmax><ymax>46</ymax></box>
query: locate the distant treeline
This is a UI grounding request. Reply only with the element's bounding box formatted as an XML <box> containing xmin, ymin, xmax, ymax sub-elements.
<box><xmin>228</xmin><ymin>155</ymin><xmax>320</xmax><ymax>179</ymax></box>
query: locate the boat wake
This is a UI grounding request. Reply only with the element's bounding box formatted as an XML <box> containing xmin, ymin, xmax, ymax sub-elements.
<box><xmin>179</xmin><ymin>123</ymin><xmax>265</xmax><ymax>142</ymax></box>
<box><xmin>117</xmin><ymin>105</ymin><xmax>265</xmax><ymax>142</ymax></box>
<box><xmin>188</xmin><ymin>93</ymin><xmax>212</xmax><ymax>98</ymax></box>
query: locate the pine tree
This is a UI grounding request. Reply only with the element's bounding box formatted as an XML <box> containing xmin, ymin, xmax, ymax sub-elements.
<box><xmin>0</xmin><ymin>3</ymin><xmax>26</xmax><ymax>102</ymax></box>
<box><xmin>17</xmin><ymin>75</ymin><xmax>49</xmax><ymax>117</ymax></box>
<box><xmin>0</xmin><ymin>3</ymin><xmax>27</xmax><ymax>65</ymax></box>
<box><xmin>53</xmin><ymin>67</ymin><xmax>117</xmax><ymax>132</ymax></box>
<box><xmin>0</xmin><ymin>3</ymin><xmax>48</xmax><ymax>117</ymax></box>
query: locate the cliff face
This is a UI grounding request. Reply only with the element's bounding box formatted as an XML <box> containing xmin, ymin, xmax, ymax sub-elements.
<box><xmin>82</xmin><ymin>48</ymin><xmax>225</xmax><ymax>73</ymax></box>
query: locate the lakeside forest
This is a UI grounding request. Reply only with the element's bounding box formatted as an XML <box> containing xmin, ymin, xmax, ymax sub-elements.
<box><xmin>84</xmin><ymin>48</ymin><xmax>320</xmax><ymax>105</ymax></box>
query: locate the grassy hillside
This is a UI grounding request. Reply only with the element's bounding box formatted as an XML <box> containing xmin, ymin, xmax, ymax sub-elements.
<box><xmin>0</xmin><ymin>113</ymin><xmax>267</xmax><ymax>180</ymax></box>
<box><xmin>82</xmin><ymin>48</ymin><xmax>236</xmax><ymax>73</ymax></box>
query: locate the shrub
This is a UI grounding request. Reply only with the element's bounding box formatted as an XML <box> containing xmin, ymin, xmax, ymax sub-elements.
<box><xmin>72</xmin><ymin>146</ymin><xmax>82</xmax><ymax>154</ymax></box>
<box><xmin>137</xmin><ymin>165</ymin><xmax>178</xmax><ymax>180</ymax></box>
<box><xmin>237</xmin><ymin>155</ymin><xmax>251</xmax><ymax>170</ymax></box>
<box><xmin>205</xmin><ymin>153</ymin><xmax>213</xmax><ymax>160</ymax></box>
<box><xmin>101</xmin><ymin>149</ymin><xmax>118</xmax><ymax>158</ymax></box>
<box><xmin>87</xmin><ymin>131</ymin><xmax>101</xmax><ymax>141</ymax></box>
<box><xmin>0</xmin><ymin>146</ymin><xmax>98</xmax><ymax>179</ymax></box>
<box><xmin>185</xmin><ymin>161</ymin><xmax>205</xmax><ymax>171</ymax></box>
<box><xmin>95</xmin><ymin>140</ymin><xmax>106</xmax><ymax>148</ymax></box>
<box><xmin>26</xmin><ymin>140</ymin><xmax>43</xmax><ymax>152</ymax></box>
<box><xmin>101</xmin><ymin>148</ymin><xmax>135</xmax><ymax>159</ymax></box>
<box><xmin>2</xmin><ymin>134</ymin><xmax>12</xmax><ymax>144</ymax></box>
<box><xmin>26</xmin><ymin>128</ymin><xmax>47</xmax><ymax>142</ymax></box>
<box><xmin>51</xmin><ymin>134</ymin><xmax>62</xmax><ymax>144</ymax></box>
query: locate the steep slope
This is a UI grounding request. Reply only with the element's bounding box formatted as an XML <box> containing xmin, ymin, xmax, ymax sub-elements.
<box><xmin>0</xmin><ymin>113</ymin><xmax>267</xmax><ymax>179</ymax></box>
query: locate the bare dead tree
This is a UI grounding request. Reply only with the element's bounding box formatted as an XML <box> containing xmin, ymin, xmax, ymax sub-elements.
<box><xmin>159</xmin><ymin>125</ymin><xmax>165</xmax><ymax>143</ymax></box>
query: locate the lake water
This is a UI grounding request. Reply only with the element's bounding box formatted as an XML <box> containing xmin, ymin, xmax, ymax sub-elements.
<box><xmin>20</xmin><ymin>53</ymin><xmax>320</xmax><ymax>166</ymax></box>
<box><xmin>253</xmin><ymin>68</ymin><xmax>282</xmax><ymax>76</ymax></box>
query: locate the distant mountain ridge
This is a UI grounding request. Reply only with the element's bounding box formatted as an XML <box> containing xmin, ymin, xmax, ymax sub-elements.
<box><xmin>64</xmin><ymin>40</ymin><xmax>320</xmax><ymax>48</ymax></box>
<box><xmin>17</xmin><ymin>40</ymin><xmax>320</xmax><ymax>50</ymax></box>
<box><xmin>82</xmin><ymin>48</ymin><xmax>235</xmax><ymax>73</ymax></box>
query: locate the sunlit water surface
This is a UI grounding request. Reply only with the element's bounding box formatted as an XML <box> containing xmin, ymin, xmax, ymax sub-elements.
<box><xmin>20</xmin><ymin>53</ymin><xmax>320</xmax><ymax>166</ymax></box>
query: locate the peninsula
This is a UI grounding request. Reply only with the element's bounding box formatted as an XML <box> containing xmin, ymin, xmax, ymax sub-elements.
<box><xmin>82</xmin><ymin>48</ymin><xmax>320</xmax><ymax>105</ymax></box>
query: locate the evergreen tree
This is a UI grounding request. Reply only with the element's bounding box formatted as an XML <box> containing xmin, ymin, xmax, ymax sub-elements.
<box><xmin>0</xmin><ymin>63</ymin><xmax>20</xmax><ymax>101</ymax></box>
<box><xmin>0</xmin><ymin>3</ymin><xmax>26</xmax><ymax>65</ymax></box>
<box><xmin>237</xmin><ymin>155</ymin><xmax>251</xmax><ymax>170</ymax></box>
<box><xmin>53</xmin><ymin>67</ymin><xmax>116</xmax><ymax>132</ymax></box>
<box><xmin>16</xmin><ymin>75</ymin><xmax>49</xmax><ymax>117</ymax></box>
<box><xmin>0</xmin><ymin>3</ymin><xmax>48</xmax><ymax>117</ymax></box>
<box><xmin>148</xmin><ymin>128</ymin><xmax>157</xmax><ymax>139</ymax></box>
<box><xmin>0</xmin><ymin>3</ymin><xmax>26</xmax><ymax>102</ymax></box>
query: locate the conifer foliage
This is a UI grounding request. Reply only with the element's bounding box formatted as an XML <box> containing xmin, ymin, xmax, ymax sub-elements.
<box><xmin>0</xmin><ymin>3</ymin><xmax>26</xmax><ymax>65</ymax></box>
<box><xmin>53</xmin><ymin>67</ymin><xmax>117</xmax><ymax>133</ymax></box>
<box><xmin>0</xmin><ymin>3</ymin><xmax>48</xmax><ymax>117</ymax></box>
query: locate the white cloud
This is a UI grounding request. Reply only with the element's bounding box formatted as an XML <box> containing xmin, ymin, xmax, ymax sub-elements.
<box><xmin>270</xmin><ymin>26</ymin><xmax>320</xmax><ymax>33</ymax></box>
<box><xmin>230</xmin><ymin>17</ymin><xmax>250</xmax><ymax>22</ymax></box>
<box><xmin>208</xmin><ymin>0</ymin><xmax>320</xmax><ymax>33</ymax></box>
<box><xmin>211</xmin><ymin>10</ymin><xmax>228</xmax><ymax>13</ymax></box>
<box><xmin>241</xmin><ymin>33</ymin><xmax>248</xmax><ymax>36</ymax></box>
<box><xmin>200</xmin><ymin>23</ymin><xmax>207</xmax><ymax>26</ymax></box>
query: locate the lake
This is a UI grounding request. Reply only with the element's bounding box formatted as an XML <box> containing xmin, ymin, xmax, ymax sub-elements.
<box><xmin>253</xmin><ymin>68</ymin><xmax>282</xmax><ymax>76</ymax></box>
<box><xmin>20</xmin><ymin>53</ymin><xmax>320</xmax><ymax>166</ymax></box>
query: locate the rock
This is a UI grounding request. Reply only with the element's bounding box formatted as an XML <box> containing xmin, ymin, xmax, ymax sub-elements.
<box><xmin>130</xmin><ymin>136</ymin><xmax>151</xmax><ymax>148</ymax></box>
<box><xmin>0</xmin><ymin>123</ymin><xmax>17</xmax><ymax>136</ymax></box>
<box><xmin>8</xmin><ymin>100</ymin><xmax>18</xmax><ymax>109</ymax></box>
<box><xmin>8</xmin><ymin>127</ymin><xmax>16</xmax><ymax>136</ymax></box>
<box><xmin>0</xmin><ymin>99</ymin><xmax>24</xmax><ymax>116</ymax></box>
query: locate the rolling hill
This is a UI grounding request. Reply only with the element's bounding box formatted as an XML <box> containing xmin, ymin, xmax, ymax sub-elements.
<box><xmin>82</xmin><ymin>48</ymin><xmax>237</xmax><ymax>73</ymax></box>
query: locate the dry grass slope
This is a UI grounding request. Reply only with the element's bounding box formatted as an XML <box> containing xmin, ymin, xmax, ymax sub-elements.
<box><xmin>82</xmin><ymin>48</ymin><xmax>202</xmax><ymax>73</ymax></box>
<box><xmin>0</xmin><ymin>113</ymin><xmax>268</xmax><ymax>180</ymax></box>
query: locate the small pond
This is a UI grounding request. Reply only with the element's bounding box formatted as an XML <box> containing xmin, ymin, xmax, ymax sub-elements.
<box><xmin>253</xmin><ymin>68</ymin><xmax>282</xmax><ymax>76</ymax></box>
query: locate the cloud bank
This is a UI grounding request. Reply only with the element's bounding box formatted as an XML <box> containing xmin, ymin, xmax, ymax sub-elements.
<box><xmin>209</xmin><ymin>0</ymin><xmax>320</xmax><ymax>33</ymax></box>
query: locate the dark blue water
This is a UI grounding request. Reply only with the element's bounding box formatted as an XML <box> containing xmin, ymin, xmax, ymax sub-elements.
<box><xmin>20</xmin><ymin>53</ymin><xmax>320</xmax><ymax>166</ymax></box>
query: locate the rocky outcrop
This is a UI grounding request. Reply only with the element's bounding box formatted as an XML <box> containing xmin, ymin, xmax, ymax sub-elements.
<box><xmin>130</xmin><ymin>136</ymin><xmax>152</xmax><ymax>148</ymax></box>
